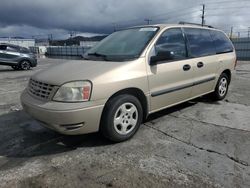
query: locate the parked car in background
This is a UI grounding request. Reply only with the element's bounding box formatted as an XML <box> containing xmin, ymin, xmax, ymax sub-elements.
<box><xmin>0</xmin><ymin>43</ymin><xmax>37</xmax><ymax>70</ymax></box>
<box><xmin>21</xmin><ymin>24</ymin><xmax>236</xmax><ymax>142</ymax></box>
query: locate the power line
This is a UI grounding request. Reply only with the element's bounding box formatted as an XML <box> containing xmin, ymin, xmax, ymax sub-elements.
<box><xmin>152</xmin><ymin>10</ymin><xmax>200</xmax><ymax>23</ymax></box>
<box><xmin>148</xmin><ymin>6</ymin><xmax>200</xmax><ymax>19</ymax></box>
<box><xmin>206</xmin><ymin>6</ymin><xmax>250</xmax><ymax>10</ymax></box>
<box><xmin>230</xmin><ymin>26</ymin><xmax>233</xmax><ymax>39</ymax></box>
<box><xmin>24</xmin><ymin>0</ymin><xmax>250</xmax><ymax>38</ymax></box>
<box><xmin>105</xmin><ymin>8</ymin><xmax>200</xmax><ymax>31</ymax></box>
<box><xmin>206</xmin><ymin>12</ymin><xmax>250</xmax><ymax>17</ymax></box>
<box><xmin>102</xmin><ymin>5</ymin><xmax>200</xmax><ymax>29</ymax></box>
<box><xmin>102</xmin><ymin>0</ymin><xmax>249</xmax><ymax>31</ymax></box>
<box><xmin>205</xmin><ymin>0</ymin><xmax>250</xmax><ymax>5</ymax></box>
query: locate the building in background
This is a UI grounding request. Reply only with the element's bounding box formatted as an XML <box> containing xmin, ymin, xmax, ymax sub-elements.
<box><xmin>80</xmin><ymin>41</ymin><xmax>99</xmax><ymax>48</ymax></box>
<box><xmin>30</xmin><ymin>46</ymin><xmax>47</xmax><ymax>55</ymax></box>
<box><xmin>0</xmin><ymin>38</ymin><xmax>35</xmax><ymax>48</ymax></box>
<box><xmin>35</xmin><ymin>39</ymin><xmax>50</xmax><ymax>47</ymax></box>
<box><xmin>45</xmin><ymin>36</ymin><xmax>105</xmax><ymax>57</ymax></box>
<box><xmin>30</xmin><ymin>39</ymin><xmax>50</xmax><ymax>55</ymax></box>
<box><xmin>0</xmin><ymin>35</ymin><xmax>105</xmax><ymax>57</ymax></box>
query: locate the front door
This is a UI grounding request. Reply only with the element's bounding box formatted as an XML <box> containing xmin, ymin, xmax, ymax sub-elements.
<box><xmin>147</xmin><ymin>28</ymin><xmax>195</xmax><ymax>112</ymax></box>
<box><xmin>4</xmin><ymin>46</ymin><xmax>21</xmax><ymax>64</ymax></box>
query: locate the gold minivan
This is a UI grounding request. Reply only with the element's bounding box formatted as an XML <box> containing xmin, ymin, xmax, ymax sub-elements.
<box><xmin>21</xmin><ymin>24</ymin><xmax>236</xmax><ymax>142</ymax></box>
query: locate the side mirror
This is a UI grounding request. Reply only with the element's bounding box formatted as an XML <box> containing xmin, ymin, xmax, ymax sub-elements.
<box><xmin>150</xmin><ymin>50</ymin><xmax>174</xmax><ymax>65</ymax></box>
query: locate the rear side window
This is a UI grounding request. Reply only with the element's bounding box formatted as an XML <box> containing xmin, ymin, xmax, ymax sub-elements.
<box><xmin>6</xmin><ymin>46</ymin><xmax>19</xmax><ymax>52</ymax></box>
<box><xmin>155</xmin><ymin>28</ymin><xmax>187</xmax><ymax>60</ymax></box>
<box><xmin>184</xmin><ymin>28</ymin><xmax>216</xmax><ymax>57</ymax></box>
<box><xmin>20</xmin><ymin>47</ymin><xmax>31</xmax><ymax>53</ymax></box>
<box><xmin>210</xmin><ymin>30</ymin><xmax>234</xmax><ymax>54</ymax></box>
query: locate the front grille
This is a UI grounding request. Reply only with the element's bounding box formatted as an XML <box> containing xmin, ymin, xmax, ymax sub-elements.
<box><xmin>28</xmin><ymin>79</ymin><xmax>55</xmax><ymax>100</ymax></box>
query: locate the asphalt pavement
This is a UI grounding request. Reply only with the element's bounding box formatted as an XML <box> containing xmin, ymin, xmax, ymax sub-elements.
<box><xmin>0</xmin><ymin>58</ymin><xmax>250</xmax><ymax>188</ymax></box>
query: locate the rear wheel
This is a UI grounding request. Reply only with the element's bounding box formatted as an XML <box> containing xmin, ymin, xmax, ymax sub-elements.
<box><xmin>211</xmin><ymin>73</ymin><xmax>229</xmax><ymax>100</ymax></box>
<box><xmin>19</xmin><ymin>60</ymin><xmax>31</xmax><ymax>70</ymax></box>
<box><xmin>100</xmin><ymin>94</ymin><xmax>143</xmax><ymax>142</ymax></box>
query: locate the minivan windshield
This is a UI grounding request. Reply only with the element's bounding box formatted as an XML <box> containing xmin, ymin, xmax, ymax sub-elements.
<box><xmin>84</xmin><ymin>27</ymin><xmax>159</xmax><ymax>61</ymax></box>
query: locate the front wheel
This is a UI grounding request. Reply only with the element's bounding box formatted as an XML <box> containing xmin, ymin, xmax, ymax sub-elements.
<box><xmin>211</xmin><ymin>73</ymin><xmax>229</xmax><ymax>100</ymax></box>
<box><xmin>19</xmin><ymin>60</ymin><xmax>31</xmax><ymax>70</ymax></box>
<box><xmin>100</xmin><ymin>94</ymin><xmax>143</xmax><ymax>142</ymax></box>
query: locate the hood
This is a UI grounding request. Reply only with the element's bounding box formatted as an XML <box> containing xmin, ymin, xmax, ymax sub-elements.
<box><xmin>32</xmin><ymin>60</ymin><xmax>125</xmax><ymax>85</ymax></box>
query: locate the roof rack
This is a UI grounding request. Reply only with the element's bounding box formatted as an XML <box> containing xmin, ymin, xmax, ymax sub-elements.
<box><xmin>179</xmin><ymin>21</ymin><xmax>214</xmax><ymax>28</ymax></box>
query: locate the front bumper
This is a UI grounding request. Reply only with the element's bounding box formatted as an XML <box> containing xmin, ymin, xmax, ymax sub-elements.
<box><xmin>21</xmin><ymin>90</ymin><xmax>105</xmax><ymax>135</ymax></box>
<box><xmin>30</xmin><ymin>58</ymin><xmax>37</xmax><ymax>67</ymax></box>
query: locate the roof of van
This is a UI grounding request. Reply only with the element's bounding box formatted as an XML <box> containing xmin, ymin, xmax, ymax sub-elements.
<box><xmin>130</xmin><ymin>24</ymin><xmax>220</xmax><ymax>31</ymax></box>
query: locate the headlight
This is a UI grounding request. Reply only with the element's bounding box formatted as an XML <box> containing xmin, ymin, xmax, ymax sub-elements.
<box><xmin>53</xmin><ymin>81</ymin><xmax>92</xmax><ymax>102</ymax></box>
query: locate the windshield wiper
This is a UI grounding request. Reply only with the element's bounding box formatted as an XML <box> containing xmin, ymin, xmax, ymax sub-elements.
<box><xmin>87</xmin><ymin>52</ymin><xmax>110</xmax><ymax>61</ymax></box>
<box><xmin>87</xmin><ymin>52</ymin><xmax>139</xmax><ymax>62</ymax></box>
<box><xmin>88</xmin><ymin>52</ymin><xmax>107</xmax><ymax>57</ymax></box>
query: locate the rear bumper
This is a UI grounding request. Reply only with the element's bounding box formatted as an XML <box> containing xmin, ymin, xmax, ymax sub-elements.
<box><xmin>30</xmin><ymin>58</ymin><xmax>37</xmax><ymax>67</ymax></box>
<box><xmin>21</xmin><ymin>90</ymin><xmax>105</xmax><ymax>135</ymax></box>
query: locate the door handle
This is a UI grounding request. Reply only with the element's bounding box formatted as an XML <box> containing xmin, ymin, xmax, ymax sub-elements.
<box><xmin>197</xmin><ymin>62</ymin><xmax>204</xmax><ymax>68</ymax></box>
<box><xmin>183</xmin><ymin>64</ymin><xmax>191</xmax><ymax>71</ymax></box>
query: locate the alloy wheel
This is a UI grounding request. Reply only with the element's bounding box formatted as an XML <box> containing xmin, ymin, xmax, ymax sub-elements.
<box><xmin>20</xmin><ymin>61</ymin><xmax>30</xmax><ymax>70</ymax></box>
<box><xmin>218</xmin><ymin>77</ymin><xmax>227</xmax><ymax>97</ymax></box>
<box><xmin>113</xmin><ymin>102</ymin><xmax>138</xmax><ymax>135</ymax></box>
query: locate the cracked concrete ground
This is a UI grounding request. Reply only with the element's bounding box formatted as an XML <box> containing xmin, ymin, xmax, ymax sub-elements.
<box><xmin>0</xmin><ymin>58</ymin><xmax>250</xmax><ymax>188</ymax></box>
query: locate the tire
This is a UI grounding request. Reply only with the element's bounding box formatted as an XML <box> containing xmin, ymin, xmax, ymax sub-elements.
<box><xmin>211</xmin><ymin>73</ymin><xmax>229</xmax><ymax>101</ymax></box>
<box><xmin>100</xmin><ymin>94</ymin><xmax>143</xmax><ymax>142</ymax></box>
<box><xmin>19</xmin><ymin>60</ymin><xmax>31</xmax><ymax>70</ymax></box>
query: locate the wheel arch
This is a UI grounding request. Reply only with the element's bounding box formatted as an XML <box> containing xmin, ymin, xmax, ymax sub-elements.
<box><xmin>101</xmin><ymin>87</ymin><xmax>149</xmax><ymax>122</ymax></box>
<box><xmin>221</xmin><ymin>69</ymin><xmax>231</xmax><ymax>84</ymax></box>
<box><xmin>18</xmin><ymin>58</ymin><xmax>31</xmax><ymax>65</ymax></box>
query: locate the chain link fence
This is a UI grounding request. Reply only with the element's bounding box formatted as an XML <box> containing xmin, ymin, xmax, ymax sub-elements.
<box><xmin>232</xmin><ymin>38</ymin><xmax>250</xmax><ymax>61</ymax></box>
<box><xmin>45</xmin><ymin>46</ymin><xmax>91</xmax><ymax>56</ymax></box>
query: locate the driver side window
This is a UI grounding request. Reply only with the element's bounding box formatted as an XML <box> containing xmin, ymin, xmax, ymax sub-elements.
<box><xmin>155</xmin><ymin>28</ymin><xmax>187</xmax><ymax>60</ymax></box>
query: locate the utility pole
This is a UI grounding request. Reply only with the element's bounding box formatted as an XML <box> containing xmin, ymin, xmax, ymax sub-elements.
<box><xmin>238</xmin><ymin>32</ymin><xmax>240</xmax><ymax>38</ymax></box>
<box><xmin>47</xmin><ymin>34</ymin><xmax>53</xmax><ymax>41</ymax></box>
<box><xmin>48</xmin><ymin>34</ymin><xmax>53</xmax><ymax>45</ymax></box>
<box><xmin>230</xmin><ymin>26</ymin><xmax>233</xmax><ymax>39</ymax></box>
<box><xmin>69</xmin><ymin>31</ymin><xmax>75</xmax><ymax>38</ymax></box>
<box><xmin>201</xmin><ymin>4</ymin><xmax>205</xmax><ymax>26</ymax></box>
<box><xmin>112</xmin><ymin>23</ymin><xmax>117</xmax><ymax>32</ymax></box>
<box><xmin>144</xmin><ymin>18</ymin><xmax>152</xmax><ymax>25</ymax></box>
<box><xmin>248</xmin><ymin>27</ymin><xmax>250</xmax><ymax>38</ymax></box>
